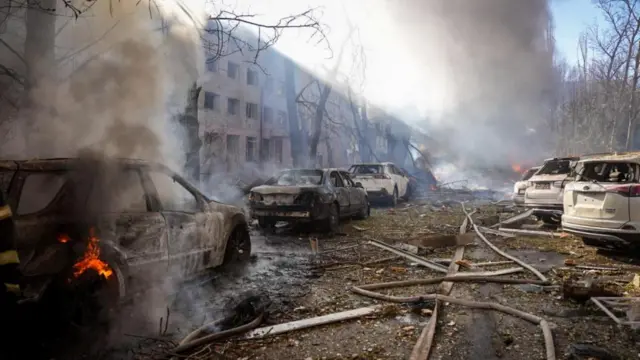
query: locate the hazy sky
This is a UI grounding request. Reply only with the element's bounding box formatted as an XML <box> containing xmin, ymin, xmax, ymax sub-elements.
<box><xmin>222</xmin><ymin>0</ymin><xmax>603</xmax><ymax>114</ymax></box>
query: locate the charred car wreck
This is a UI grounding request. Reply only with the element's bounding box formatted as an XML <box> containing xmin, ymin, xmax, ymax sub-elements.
<box><xmin>0</xmin><ymin>157</ymin><xmax>251</xmax><ymax>322</ymax></box>
<box><xmin>249</xmin><ymin>169</ymin><xmax>370</xmax><ymax>232</ymax></box>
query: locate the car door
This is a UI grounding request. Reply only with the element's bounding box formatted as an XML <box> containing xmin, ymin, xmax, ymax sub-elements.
<box><xmin>340</xmin><ymin>171</ymin><xmax>363</xmax><ymax>213</ymax></box>
<box><xmin>391</xmin><ymin>164</ymin><xmax>409</xmax><ymax>197</ymax></box>
<box><xmin>145</xmin><ymin>169</ymin><xmax>208</xmax><ymax>279</ymax></box>
<box><xmin>90</xmin><ymin>168</ymin><xmax>169</xmax><ymax>288</ymax></box>
<box><xmin>329</xmin><ymin>171</ymin><xmax>350</xmax><ymax>216</ymax></box>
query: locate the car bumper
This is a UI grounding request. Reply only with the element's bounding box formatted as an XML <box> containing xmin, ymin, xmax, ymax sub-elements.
<box><xmin>366</xmin><ymin>189</ymin><xmax>392</xmax><ymax>201</ymax></box>
<box><xmin>250</xmin><ymin>203</ymin><xmax>329</xmax><ymax>221</ymax></box>
<box><xmin>561</xmin><ymin>221</ymin><xmax>640</xmax><ymax>247</ymax></box>
<box><xmin>513</xmin><ymin>194</ymin><xmax>525</xmax><ymax>206</ymax></box>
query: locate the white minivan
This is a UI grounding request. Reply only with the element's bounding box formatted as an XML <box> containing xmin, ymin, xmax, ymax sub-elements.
<box><xmin>349</xmin><ymin>162</ymin><xmax>409</xmax><ymax>206</ymax></box>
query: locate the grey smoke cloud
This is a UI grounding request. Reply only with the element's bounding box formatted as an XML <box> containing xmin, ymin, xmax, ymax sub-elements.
<box><xmin>387</xmin><ymin>0</ymin><xmax>555</xmax><ymax>168</ymax></box>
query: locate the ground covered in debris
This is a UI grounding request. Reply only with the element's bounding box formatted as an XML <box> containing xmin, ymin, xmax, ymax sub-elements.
<box><xmin>70</xmin><ymin>196</ymin><xmax>640</xmax><ymax>360</ymax></box>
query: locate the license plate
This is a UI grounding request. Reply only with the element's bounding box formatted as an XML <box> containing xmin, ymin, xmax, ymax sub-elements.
<box><xmin>535</xmin><ymin>183</ymin><xmax>550</xmax><ymax>189</ymax></box>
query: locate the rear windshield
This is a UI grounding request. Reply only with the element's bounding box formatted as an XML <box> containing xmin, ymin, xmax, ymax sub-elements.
<box><xmin>349</xmin><ymin>165</ymin><xmax>383</xmax><ymax>175</ymax></box>
<box><xmin>520</xmin><ymin>168</ymin><xmax>539</xmax><ymax>181</ymax></box>
<box><xmin>537</xmin><ymin>160</ymin><xmax>573</xmax><ymax>175</ymax></box>
<box><xmin>274</xmin><ymin>170</ymin><xmax>323</xmax><ymax>186</ymax></box>
<box><xmin>576</xmin><ymin>161</ymin><xmax>637</xmax><ymax>183</ymax></box>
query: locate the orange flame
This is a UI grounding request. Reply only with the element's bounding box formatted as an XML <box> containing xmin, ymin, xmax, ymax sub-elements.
<box><xmin>72</xmin><ymin>228</ymin><xmax>113</xmax><ymax>280</ymax></box>
<box><xmin>511</xmin><ymin>164</ymin><xmax>523</xmax><ymax>173</ymax></box>
<box><xmin>58</xmin><ymin>234</ymin><xmax>70</xmax><ymax>243</ymax></box>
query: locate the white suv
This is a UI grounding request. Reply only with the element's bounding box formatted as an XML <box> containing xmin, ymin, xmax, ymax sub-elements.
<box><xmin>349</xmin><ymin>162</ymin><xmax>409</xmax><ymax>206</ymax></box>
<box><xmin>524</xmin><ymin>157</ymin><xmax>579</xmax><ymax>224</ymax></box>
<box><xmin>513</xmin><ymin>166</ymin><xmax>541</xmax><ymax>206</ymax></box>
<box><xmin>562</xmin><ymin>152</ymin><xmax>640</xmax><ymax>251</ymax></box>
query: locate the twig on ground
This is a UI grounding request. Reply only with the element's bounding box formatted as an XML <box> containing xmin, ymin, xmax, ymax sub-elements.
<box><xmin>172</xmin><ymin>314</ymin><xmax>264</xmax><ymax>355</ymax></box>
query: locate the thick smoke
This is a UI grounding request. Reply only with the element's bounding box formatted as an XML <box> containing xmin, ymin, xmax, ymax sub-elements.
<box><xmin>388</xmin><ymin>0</ymin><xmax>555</xmax><ymax>170</ymax></box>
<box><xmin>4</xmin><ymin>0</ymin><xmax>205</xmax><ymax>170</ymax></box>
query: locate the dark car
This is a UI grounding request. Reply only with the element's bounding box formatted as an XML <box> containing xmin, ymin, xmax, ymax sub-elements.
<box><xmin>0</xmin><ymin>157</ymin><xmax>251</xmax><ymax>315</ymax></box>
<box><xmin>249</xmin><ymin>168</ymin><xmax>370</xmax><ymax>232</ymax></box>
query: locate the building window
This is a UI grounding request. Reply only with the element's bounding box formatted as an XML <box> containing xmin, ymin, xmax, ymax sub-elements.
<box><xmin>204</xmin><ymin>132</ymin><xmax>220</xmax><ymax>145</ymax></box>
<box><xmin>227</xmin><ymin>98</ymin><xmax>239</xmax><ymax>115</ymax></box>
<box><xmin>203</xmin><ymin>91</ymin><xmax>218</xmax><ymax>110</ymax></box>
<box><xmin>274</xmin><ymin>138</ymin><xmax>283</xmax><ymax>163</ymax></box>
<box><xmin>276</xmin><ymin>81</ymin><xmax>285</xmax><ymax>96</ymax></box>
<box><xmin>247</xmin><ymin>69</ymin><xmax>258</xmax><ymax>86</ymax></box>
<box><xmin>246</xmin><ymin>102</ymin><xmax>258</xmax><ymax>119</ymax></box>
<box><xmin>227</xmin><ymin>61</ymin><xmax>239</xmax><ymax>79</ymax></box>
<box><xmin>261</xmin><ymin>138</ymin><xmax>270</xmax><ymax>161</ymax></box>
<box><xmin>263</xmin><ymin>106</ymin><xmax>274</xmax><ymax>123</ymax></box>
<box><xmin>206</xmin><ymin>59</ymin><xmax>217</xmax><ymax>72</ymax></box>
<box><xmin>227</xmin><ymin>135</ymin><xmax>239</xmax><ymax>153</ymax></box>
<box><xmin>277</xmin><ymin>110</ymin><xmax>287</xmax><ymax>126</ymax></box>
<box><xmin>246</xmin><ymin>137</ymin><xmax>257</xmax><ymax>162</ymax></box>
<box><xmin>265</xmin><ymin>78</ymin><xmax>274</xmax><ymax>92</ymax></box>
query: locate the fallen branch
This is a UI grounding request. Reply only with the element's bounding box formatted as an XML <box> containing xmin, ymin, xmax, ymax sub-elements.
<box><xmin>357</xmin><ymin>274</ymin><xmax>548</xmax><ymax>292</ymax></box>
<box><xmin>172</xmin><ymin>313</ymin><xmax>264</xmax><ymax>354</ymax></box>
<box><xmin>477</xmin><ymin>226</ymin><xmax>516</xmax><ymax>239</ymax></box>
<box><xmin>497</xmin><ymin>228</ymin><xmax>565</xmax><ymax>238</ymax></box>
<box><xmin>490</xmin><ymin>209</ymin><xmax>534</xmax><ymax>229</ymax></box>
<box><xmin>365</xmin><ymin>237</ymin><xmax>448</xmax><ymax>273</ymax></box>
<box><xmin>351</xmin><ymin>288</ymin><xmax>556</xmax><ymax>360</ymax></box>
<box><xmin>243</xmin><ymin>306</ymin><xmax>381</xmax><ymax>339</ymax></box>
<box><xmin>461</xmin><ymin>203</ymin><xmax>549</xmax><ymax>283</ymax></box>
<box><xmin>431</xmin><ymin>259</ymin><xmax>514</xmax><ymax>267</ymax></box>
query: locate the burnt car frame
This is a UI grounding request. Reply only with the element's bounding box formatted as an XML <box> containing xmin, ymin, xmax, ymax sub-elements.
<box><xmin>0</xmin><ymin>157</ymin><xmax>251</xmax><ymax>312</ymax></box>
<box><xmin>249</xmin><ymin>168</ymin><xmax>370</xmax><ymax>232</ymax></box>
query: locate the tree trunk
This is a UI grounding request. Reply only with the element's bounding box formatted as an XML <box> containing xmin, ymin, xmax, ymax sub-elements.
<box><xmin>284</xmin><ymin>57</ymin><xmax>305</xmax><ymax>167</ymax></box>
<box><xmin>181</xmin><ymin>83</ymin><xmax>202</xmax><ymax>183</ymax></box>
<box><xmin>324</xmin><ymin>136</ymin><xmax>334</xmax><ymax>167</ymax></box>
<box><xmin>308</xmin><ymin>84</ymin><xmax>332</xmax><ymax>165</ymax></box>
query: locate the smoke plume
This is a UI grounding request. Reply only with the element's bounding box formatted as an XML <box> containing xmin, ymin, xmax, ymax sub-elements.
<box><xmin>4</xmin><ymin>0</ymin><xmax>205</xmax><ymax>170</ymax></box>
<box><xmin>388</xmin><ymin>0</ymin><xmax>555</xmax><ymax>169</ymax></box>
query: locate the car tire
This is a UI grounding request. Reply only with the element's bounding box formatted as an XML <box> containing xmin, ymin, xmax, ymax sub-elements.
<box><xmin>223</xmin><ymin>225</ymin><xmax>252</xmax><ymax>264</ymax></box>
<box><xmin>538</xmin><ymin>214</ymin><xmax>560</xmax><ymax>226</ymax></box>
<box><xmin>389</xmin><ymin>187</ymin><xmax>398</xmax><ymax>207</ymax></box>
<box><xmin>355</xmin><ymin>199</ymin><xmax>370</xmax><ymax>220</ymax></box>
<box><xmin>322</xmin><ymin>203</ymin><xmax>340</xmax><ymax>233</ymax></box>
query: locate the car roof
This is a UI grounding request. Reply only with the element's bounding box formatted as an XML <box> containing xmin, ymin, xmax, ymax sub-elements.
<box><xmin>579</xmin><ymin>151</ymin><xmax>640</xmax><ymax>162</ymax></box>
<box><xmin>0</xmin><ymin>157</ymin><xmax>166</xmax><ymax>171</ymax></box>
<box><xmin>350</xmin><ymin>162</ymin><xmax>393</xmax><ymax>166</ymax></box>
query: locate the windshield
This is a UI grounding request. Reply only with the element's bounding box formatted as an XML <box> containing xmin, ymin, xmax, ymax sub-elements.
<box><xmin>349</xmin><ymin>165</ymin><xmax>383</xmax><ymax>175</ymax></box>
<box><xmin>577</xmin><ymin>161</ymin><xmax>637</xmax><ymax>183</ymax></box>
<box><xmin>274</xmin><ymin>170</ymin><xmax>323</xmax><ymax>186</ymax></box>
<box><xmin>520</xmin><ymin>168</ymin><xmax>539</xmax><ymax>181</ymax></box>
<box><xmin>537</xmin><ymin>160</ymin><xmax>573</xmax><ymax>175</ymax></box>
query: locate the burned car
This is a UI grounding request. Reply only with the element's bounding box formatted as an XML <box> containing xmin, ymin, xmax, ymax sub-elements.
<box><xmin>249</xmin><ymin>168</ymin><xmax>370</xmax><ymax>232</ymax></box>
<box><xmin>524</xmin><ymin>156</ymin><xmax>579</xmax><ymax>224</ymax></box>
<box><xmin>0</xmin><ymin>157</ymin><xmax>250</xmax><ymax>319</ymax></box>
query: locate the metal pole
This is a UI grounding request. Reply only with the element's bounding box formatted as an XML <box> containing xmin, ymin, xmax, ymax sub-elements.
<box><xmin>259</xmin><ymin>80</ymin><xmax>264</xmax><ymax>169</ymax></box>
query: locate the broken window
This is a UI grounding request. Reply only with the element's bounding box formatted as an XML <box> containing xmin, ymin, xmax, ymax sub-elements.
<box><xmin>17</xmin><ymin>172</ymin><xmax>68</xmax><ymax>215</ymax></box>
<box><xmin>92</xmin><ymin>170</ymin><xmax>148</xmax><ymax>213</ymax></box>
<box><xmin>330</xmin><ymin>172</ymin><xmax>344</xmax><ymax>187</ymax></box>
<box><xmin>246</xmin><ymin>137</ymin><xmax>257</xmax><ymax>162</ymax></box>
<box><xmin>275</xmin><ymin>169</ymin><xmax>323</xmax><ymax>186</ymax></box>
<box><xmin>340</xmin><ymin>172</ymin><xmax>355</xmax><ymax>187</ymax></box>
<box><xmin>227</xmin><ymin>61</ymin><xmax>239</xmax><ymax>79</ymax></box>
<box><xmin>227</xmin><ymin>135</ymin><xmax>239</xmax><ymax>153</ymax></box>
<box><xmin>227</xmin><ymin>98</ymin><xmax>239</xmax><ymax>115</ymax></box>
<box><xmin>263</xmin><ymin>106</ymin><xmax>274</xmax><ymax>123</ymax></box>
<box><xmin>520</xmin><ymin>167</ymin><xmax>539</xmax><ymax>181</ymax></box>
<box><xmin>246</xmin><ymin>102</ymin><xmax>258</xmax><ymax>119</ymax></box>
<box><xmin>206</xmin><ymin>59</ymin><xmax>217</xmax><ymax>72</ymax></box>
<box><xmin>247</xmin><ymin>69</ymin><xmax>258</xmax><ymax>86</ymax></box>
<box><xmin>577</xmin><ymin>161</ymin><xmax>637</xmax><ymax>183</ymax></box>
<box><xmin>277</xmin><ymin>110</ymin><xmax>287</xmax><ymax>126</ymax></box>
<box><xmin>537</xmin><ymin>159</ymin><xmax>573</xmax><ymax>175</ymax></box>
<box><xmin>203</xmin><ymin>91</ymin><xmax>218</xmax><ymax>110</ymax></box>
<box><xmin>274</xmin><ymin>138</ymin><xmax>283</xmax><ymax>163</ymax></box>
<box><xmin>148</xmin><ymin>172</ymin><xmax>199</xmax><ymax>213</ymax></box>
<box><xmin>349</xmin><ymin>165</ymin><xmax>383</xmax><ymax>175</ymax></box>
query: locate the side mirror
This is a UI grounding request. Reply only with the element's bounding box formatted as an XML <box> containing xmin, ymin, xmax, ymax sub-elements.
<box><xmin>355</xmin><ymin>182</ymin><xmax>364</xmax><ymax>188</ymax></box>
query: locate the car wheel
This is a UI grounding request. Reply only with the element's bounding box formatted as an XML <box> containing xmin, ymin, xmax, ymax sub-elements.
<box><xmin>224</xmin><ymin>226</ymin><xmax>252</xmax><ymax>264</ymax></box>
<box><xmin>355</xmin><ymin>199</ymin><xmax>370</xmax><ymax>220</ymax></box>
<box><xmin>538</xmin><ymin>214</ymin><xmax>560</xmax><ymax>226</ymax></box>
<box><xmin>390</xmin><ymin>187</ymin><xmax>398</xmax><ymax>207</ymax></box>
<box><xmin>322</xmin><ymin>203</ymin><xmax>340</xmax><ymax>233</ymax></box>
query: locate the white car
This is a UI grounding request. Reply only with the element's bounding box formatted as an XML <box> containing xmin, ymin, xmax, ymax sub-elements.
<box><xmin>349</xmin><ymin>162</ymin><xmax>409</xmax><ymax>206</ymax></box>
<box><xmin>524</xmin><ymin>157</ymin><xmax>579</xmax><ymax>224</ymax></box>
<box><xmin>562</xmin><ymin>152</ymin><xmax>640</xmax><ymax>251</ymax></box>
<box><xmin>513</xmin><ymin>166</ymin><xmax>541</xmax><ymax>206</ymax></box>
